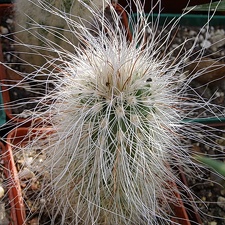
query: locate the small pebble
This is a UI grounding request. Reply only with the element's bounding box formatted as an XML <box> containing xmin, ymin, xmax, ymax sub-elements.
<box><xmin>0</xmin><ymin>203</ymin><xmax>9</xmax><ymax>225</ymax></box>
<box><xmin>30</xmin><ymin>181</ymin><xmax>39</xmax><ymax>191</ymax></box>
<box><xmin>40</xmin><ymin>198</ymin><xmax>46</xmax><ymax>204</ymax></box>
<box><xmin>207</xmin><ymin>191</ymin><xmax>212</xmax><ymax>198</ymax></box>
<box><xmin>220</xmin><ymin>189</ymin><xmax>225</xmax><ymax>196</ymax></box>
<box><xmin>13</xmin><ymin>91</ymin><xmax>18</xmax><ymax>97</ymax></box>
<box><xmin>215</xmin><ymin>92</ymin><xmax>222</xmax><ymax>98</ymax></box>
<box><xmin>209</xmin><ymin>222</ymin><xmax>217</xmax><ymax>225</ymax></box>
<box><xmin>205</xmin><ymin>32</ymin><xmax>211</xmax><ymax>39</ymax></box>
<box><xmin>217</xmin><ymin>196</ymin><xmax>225</xmax><ymax>210</ymax></box>
<box><xmin>210</xmin><ymin>35</ymin><xmax>225</xmax><ymax>48</ymax></box>
<box><xmin>18</xmin><ymin>168</ymin><xmax>35</xmax><ymax>180</ymax></box>
<box><xmin>201</xmin><ymin>39</ymin><xmax>211</xmax><ymax>49</ymax></box>
<box><xmin>201</xmin><ymin>27</ymin><xmax>206</xmax><ymax>34</ymax></box>
<box><xmin>6</xmin><ymin>53</ymin><xmax>11</xmax><ymax>62</ymax></box>
<box><xmin>210</xmin><ymin>26</ymin><xmax>215</xmax><ymax>31</ymax></box>
<box><xmin>189</xmin><ymin>30</ymin><xmax>196</xmax><ymax>36</ymax></box>
<box><xmin>0</xmin><ymin>186</ymin><xmax>4</xmax><ymax>199</ymax></box>
<box><xmin>201</xmin><ymin>196</ymin><xmax>206</xmax><ymax>201</ymax></box>
<box><xmin>6</xmin><ymin>18</ymin><xmax>13</xmax><ymax>24</ymax></box>
<box><xmin>172</xmin><ymin>44</ymin><xmax>179</xmax><ymax>48</ymax></box>
<box><xmin>29</xmin><ymin>217</ymin><xmax>39</xmax><ymax>225</ymax></box>
<box><xmin>0</xmin><ymin>26</ymin><xmax>8</xmax><ymax>35</ymax></box>
<box><xmin>198</xmin><ymin>34</ymin><xmax>204</xmax><ymax>41</ymax></box>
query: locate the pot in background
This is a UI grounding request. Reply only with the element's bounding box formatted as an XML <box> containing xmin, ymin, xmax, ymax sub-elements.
<box><xmin>0</xmin><ymin>141</ymin><xmax>18</xmax><ymax>225</ymax></box>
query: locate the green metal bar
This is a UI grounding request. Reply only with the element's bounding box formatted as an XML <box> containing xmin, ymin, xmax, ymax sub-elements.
<box><xmin>0</xmin><ymin>86</ymin><xmax>6</xmax><ymax>126</ymax></box>
<box><xmin>183</xmin><ymin>117</ymin><xmax>225</xmax><ymax>124</ymax></box>
<box><xmin>130</xmin><ymin>13</ymin><xmax>225</xmax><ymax>30</ymax></box>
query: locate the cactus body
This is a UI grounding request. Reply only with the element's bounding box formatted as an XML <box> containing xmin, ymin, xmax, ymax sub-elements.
<box><xmin>14</xmin><ymin>3</ymin><xmax>197</xmax><ymax>224</ymax></box>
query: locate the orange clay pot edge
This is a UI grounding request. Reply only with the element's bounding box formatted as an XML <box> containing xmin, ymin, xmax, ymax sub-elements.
<box><xmin>1</xmin><ymin>141</ymin><xmax>18</xmax><ymax>225</ymax></box>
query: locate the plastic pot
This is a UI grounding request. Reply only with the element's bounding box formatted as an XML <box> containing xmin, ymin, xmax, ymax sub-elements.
<box><xmin>0</xmin><ymin>85</ymin><xmax>6</xmax><ymax>126</ymax></box>
<box><xmin>0</xmin><ymin>141</ymin><xmax>18</xmax><ymax>225</ymax></box>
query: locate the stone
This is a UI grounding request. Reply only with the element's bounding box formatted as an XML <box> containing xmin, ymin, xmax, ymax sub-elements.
<box><xmin>18</xmin><ymin>168</ymin><xmax>35</xmax><ymax>180</ymax></box>
<box><xmin>187</xmin><ymin>58</ymin><xmax>225</xmax><ymax>86</ymax></box>
<box><xmin>0</xmin><ymin>185</ymin><xmax>5</xmax><ymax>199</ymax></box>
<box><xmin>200</xmin><ymin>39</ymin><xmax>211</xmax><ymax>49</ymax></box>
<box><xmin>0</xmin><ymin>203</ymin><xmax>9</xmax><ymax>225</ymax></box>
<box><xmin>0</xmin><ymin>186</ymin><xmax>4</xmax><ymax>199</ymax></box>
<box><xmin>217</xmin><ymin>196</ymin><xmax>225</xmax><ymax>210</ymax></box>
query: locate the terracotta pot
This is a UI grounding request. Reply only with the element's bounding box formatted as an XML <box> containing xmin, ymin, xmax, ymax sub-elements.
<box><xmin>4</xmin><ymin>127</ymin><xmax>54</xmax><ymax>225</ymax></box>
<box><xmin>170</xmin><ymin>183</ymin><xmax>192</xmax><ymax>225</ymax></box>
<box><xmin>177</xmin><ymin>166</ymin><xmax>203</xmax><ymax>225</ymax></box>
<box><xmin>3</xmin><ymin>131</ymin><xmax>26</xmax><ymax>225</ymax></box>
<box><xmin>0</xmin><ymin>141</ymin><xmax>18</xmax><ymax>225</ymax></box>
<box><xmin>5</xmin><ymin>127</ymin><xmax>194</xmax><ymax>224</ymax></box>
<box><xmin>0</xmin><ymin>3</ymin><xmax>11</xmax><ymax>15</ymax></box>
<box><xmin>3</xmin><ymin>127</ymin><xmax>51</xmax><ymax>224</ymax></box>
<box><xmin>112</xmin><ymin>3</ymin><xmax>132</xmax><ymax>42</ymax></box>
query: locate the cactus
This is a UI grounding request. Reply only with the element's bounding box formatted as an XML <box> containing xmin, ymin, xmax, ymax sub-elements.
<box><xmin>14</xmin><ymin>0</ymin><xmax>105</xmax><ymax>73</ymax></box>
